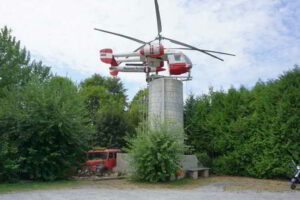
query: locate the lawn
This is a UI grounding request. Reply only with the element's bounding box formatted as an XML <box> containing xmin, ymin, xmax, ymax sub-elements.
<box><xmin>0</xmin><ymin>180</ymin><xmax>86</xmax><ymax>193</ymax></box>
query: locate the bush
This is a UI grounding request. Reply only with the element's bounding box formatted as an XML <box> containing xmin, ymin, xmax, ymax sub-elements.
<box><xmin>195</xmin><ymin>152</ymin><xmax>211</xmax><ymax>167</ymax></box>
<box><xmin>126</xmin><ymin>123</ymin><xmax>185</xmax><ymax>182</ymax></box>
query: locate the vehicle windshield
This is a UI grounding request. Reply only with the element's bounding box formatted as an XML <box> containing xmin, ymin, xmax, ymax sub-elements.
<box><xmin>87</xmin><ymin>152</ymin><xmax>107</xmax><ymax>160</ymax></box>
<box><xmin>182</xmin><ymin>54</ymin><xmax>192</xmax><ymax>65</ymax></box>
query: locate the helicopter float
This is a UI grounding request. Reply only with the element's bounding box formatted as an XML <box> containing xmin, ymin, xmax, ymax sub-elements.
<box><xmin>95</xmin><ymin>0</ymin><xmax>235</xmax><ymax>82</ymax></box>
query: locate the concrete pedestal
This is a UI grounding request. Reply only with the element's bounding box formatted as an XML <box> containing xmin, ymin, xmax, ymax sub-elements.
<box><xmin>115</xmin><ymin>153</ymin><xmax>200</xmax><ymax>174</ymax></box>
<box><xmin>148</xmin><ymin>78</ymin><xmax>183</xmax><ymax>130</ymax></box>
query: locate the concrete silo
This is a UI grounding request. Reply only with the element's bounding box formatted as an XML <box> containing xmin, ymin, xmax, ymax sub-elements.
<box><xmin>148</xmin><ymin>77</ymin><xmax>183</xmax><ymax>131</ymax></box>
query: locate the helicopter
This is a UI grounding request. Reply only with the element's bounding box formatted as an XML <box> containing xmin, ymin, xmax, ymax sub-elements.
<box><xmin>95</xmin><ymin>0</ymin><xmax>235</xmax><ymax>82</ymax></box>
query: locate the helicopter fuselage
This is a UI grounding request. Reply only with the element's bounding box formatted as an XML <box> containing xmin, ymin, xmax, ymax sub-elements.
<box><xmin>100</xmin><ymin>44</ymin><xmax>192</xmax><ymax>77</ymax></box>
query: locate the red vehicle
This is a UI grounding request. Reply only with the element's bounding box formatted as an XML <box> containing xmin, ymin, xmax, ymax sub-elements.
<box><xmin>79</xmin><ymin>148</ymin><xmax>121</xmax><ymax>175</ymax></box>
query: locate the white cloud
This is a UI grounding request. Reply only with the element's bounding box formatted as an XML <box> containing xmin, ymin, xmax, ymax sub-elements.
<box><xmin>0</xmin><ymin>0</ymin><xmax>299</xmax><ymax>99</ymax></box>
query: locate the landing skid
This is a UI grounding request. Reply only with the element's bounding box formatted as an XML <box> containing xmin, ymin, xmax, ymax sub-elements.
<box><xmin>146</xmin><ymin>73</ymin><xmax>192</xmax><ymax>83</ymax></box>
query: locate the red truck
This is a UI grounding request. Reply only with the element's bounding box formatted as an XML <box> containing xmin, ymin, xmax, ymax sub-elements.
<box><xmin>79</xmin><ymin>148</ymin><xmax>121</xmax><ymax>176</ymax></box>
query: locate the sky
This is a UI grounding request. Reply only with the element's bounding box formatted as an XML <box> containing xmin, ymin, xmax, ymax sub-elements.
<box><xmin>0</xmin><ymin>0</ymin><xmax>299</xmax><ymax>100</ymax></box>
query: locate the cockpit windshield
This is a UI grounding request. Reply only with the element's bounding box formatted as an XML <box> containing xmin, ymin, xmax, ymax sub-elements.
<box><xmin>88</xmin><ymin>152</ymin><xmax>107</xmax><ymax>160</ymax></box>
<box><xmin>182</xmin><ymin>54</ymin><xmax>192</xmax><ymax>65</ymax></box>
<box><xmin>174</xmin><ymin>54</ymin><xmax>181</xmax><ymax>61</ymax></box>
<box><xmin>168</xmin><ymin>53</ymin><xmax>193</xmax><ymax>67</ymax></box>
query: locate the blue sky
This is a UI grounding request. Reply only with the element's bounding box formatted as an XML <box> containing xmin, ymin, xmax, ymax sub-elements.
<box><xmin>0</xmin><ymin>0</ymin><xmax>299</xmax><ymax>100</ymax></box>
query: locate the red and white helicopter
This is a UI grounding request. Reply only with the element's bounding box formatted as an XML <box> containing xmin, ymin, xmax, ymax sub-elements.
<box><xmin>95</xmin><ymin>0</ymin><xmax>235</xmax><ymax>82</ymax></box>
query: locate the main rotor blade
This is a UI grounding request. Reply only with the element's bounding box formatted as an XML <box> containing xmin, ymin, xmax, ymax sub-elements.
<box><xmin>134</xmin><ymin>44</ymin><xmax>146</xmax><ymax>52</ymax></box>
<box><xmin>162</xmin><ymin>37</ymin><xmax>224</xmax><ymax>61</ymax></box>
<box><xmin>118</xmin><ymin>38</ymin><xmax>158</xmax><ymax>65</ymax></box>
<box><xmin>94</xmin><ymin>28</ymin><xmax>146</xmax><ymax>44</ymax></box>
<box><xmin>166</xmin><ymin>48</ymin><xmax>235</xmax><ymax>56</ymax></box>
<box><xmin>154</xmin><ymin>0</ymin><xmax>162</xmax><ymax>35</ymax></box>
<box><xmin>133</xmin><ymin>38</ymin><xmax>158</xmax><ymax>52</ymax></box>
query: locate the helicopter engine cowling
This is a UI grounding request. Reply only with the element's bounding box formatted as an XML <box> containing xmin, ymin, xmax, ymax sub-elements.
<box><xmin>169</xmin><ymin>63</ymin><xmax>191</xmax><ymax>75</ymax></box>
<box><xmin>140</xmin><ymin>44</ymin><xmax>164</xmax><ymax>58</ymax></box>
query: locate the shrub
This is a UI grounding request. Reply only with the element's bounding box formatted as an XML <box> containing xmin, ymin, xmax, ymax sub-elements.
<box><xmin>126</xmin><ymin>123</ymin><xmax>185</xmax><ymax>182</ymax></box>
<box><xmin>195</xmin><ymin>152</ymin><xmax>211</xmax><ymax>167</ymax></box>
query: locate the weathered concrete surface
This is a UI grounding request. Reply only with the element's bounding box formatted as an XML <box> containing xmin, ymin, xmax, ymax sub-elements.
<box><xmin>0</xmin><ymin>184</ymin><xmax>299</xmax><ymax>200</ymax></box>
<box><xmin>114</xmin><ymin>153</ymin><xmax>131</xmax><ymax>173</ymax></box>
<box><xmin>148</xmin><ymin>78</ymin><xmax>183</xmax><ymax>130</ymax></box>
<box><xmin>115</xmin><ymin>153</ymin><xmax>200</xmax><ymax>174</ymax></box>
<box><xmin>179</xmin><ymin>155</ymin><xmax>200</xmax><ymax>170</ymax></box>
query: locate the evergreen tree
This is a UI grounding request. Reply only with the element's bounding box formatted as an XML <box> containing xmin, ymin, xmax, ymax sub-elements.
<box><xmin>184</xmin><ymin>67</ymin><xmax>300</xmax><ymax>178</ymax></box>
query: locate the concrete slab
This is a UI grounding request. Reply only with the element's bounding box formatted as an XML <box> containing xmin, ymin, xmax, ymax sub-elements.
<box><xmin>115</xmin><ymin>153</ymin><xmax>201</xmax><ymax>175</ymax></box>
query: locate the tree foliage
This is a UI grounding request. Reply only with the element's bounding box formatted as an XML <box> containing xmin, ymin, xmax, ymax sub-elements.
<box><xmin>79</xmin><ymin>74</ymin><xmax>131</xmax><ymax>148</ymax></box>
<box><xmin>127</xmin><ymin>88</ymin><xmax>148</xmax><ymax>129</ymax></box>
<box><xmin>0</xmin><ymin>77</ymin><xmax>89</xmax><ymax>181</ymax></box>
<box><xmin>0</xmin><ymin>27</ymin><xmax>88</xmax><ymax>182</ymax></box>
<box><xmin>184</xmin><ymin>67</ymin><xmax>300</xmax><ymax>178</ymax></box>
<box><xmin>79</xmin><ymin>74</ymin><xmax>126</xmax><ymax>122</ymax></box>
<box><xmin>0</xmin><ymin>26</ymin><xmax>50</xmax><ymax>96</ymax></box>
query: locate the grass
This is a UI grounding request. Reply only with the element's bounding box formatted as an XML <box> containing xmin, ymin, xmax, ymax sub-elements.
<box><xmin>122</xmin><ymin>176</ymin><xmax>292</xmax><ymax>192</ymax></box>
<box><xmin>0</xmin><ymin>177</ymin><xmax>210</xmax><ymax>193</ymax></box>
<box><xmin>0</xmin><ymin>176</ymin><xmax>294</xmax><ymax>194</ymax></box>
<box><xmin>0</xmin><ymin>180</ymin><xmax>86</xmax><ymax>194</ymax></box>
<box><xmin>219</xmin><ymin>176</ymin><xmax>292</xmax><ymax>192</ymax></box>
<box><xmin>125</xmin><ymin>177</ymin><xmax>214</xmax><ymax>189</ymax></box>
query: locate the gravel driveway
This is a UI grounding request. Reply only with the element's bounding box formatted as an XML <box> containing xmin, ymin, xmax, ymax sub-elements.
<box><xmin>0</xmin><ymin>183</ymin><xmax>299</xmax><ymax>200</ymax></box>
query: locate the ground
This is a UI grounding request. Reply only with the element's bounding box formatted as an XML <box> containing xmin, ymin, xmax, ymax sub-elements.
<box><xmin>0</xmin><ymin>176</ymin><xmax>299</xmax><ymax>200</ymax></box>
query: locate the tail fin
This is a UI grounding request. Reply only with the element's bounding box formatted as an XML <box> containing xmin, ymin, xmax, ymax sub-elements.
<box><xmin>100</xmin><ymin>49</ymin><xmax>119</xmax><ymax>76</ymax></box>
<box><xmin>100</xmin><ymin>49</ymin><xmax>118</xmax><ymax>66</ymax></box>
<box><xmin>109</xmin><ymin>69</ymin><xmax>119</xmax><ymax>76</ymax></box>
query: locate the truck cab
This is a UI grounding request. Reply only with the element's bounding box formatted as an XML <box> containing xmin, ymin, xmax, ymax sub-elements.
<box><xmin>81</xmin><ymin>148</ymin><xmax>121</xmax><ymax>174</ymax></box>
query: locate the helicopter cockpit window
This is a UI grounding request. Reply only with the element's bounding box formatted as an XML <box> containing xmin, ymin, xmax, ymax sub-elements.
<box><xmin>183</xmin><ymin>54</ymin><xmax>192</xmax><ymax>65</ymax></box>
<box><xmin>174</xmin><ymin>54</ymin><xmax>181</xmax><ymax>62</ymax></box>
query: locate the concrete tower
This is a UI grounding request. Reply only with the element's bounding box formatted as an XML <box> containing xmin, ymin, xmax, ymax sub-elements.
<box><xmin>148</xmin><ymin>78</ymin><xmax>183</xmax><ymax>130</ymax></box>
